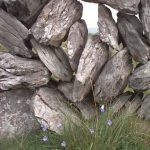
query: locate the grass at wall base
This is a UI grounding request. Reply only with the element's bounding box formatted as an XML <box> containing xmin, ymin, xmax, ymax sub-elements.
<box><xmin>0</xmin><ymin>109</ymin><xmax>150</xmax><ymax>150</ymax></box>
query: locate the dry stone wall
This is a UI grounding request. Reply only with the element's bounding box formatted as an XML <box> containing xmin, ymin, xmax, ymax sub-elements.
<box><xmin>0</xmin><ymin>0</ymin><xmax>150</xmax><ymax>138</ymax></box>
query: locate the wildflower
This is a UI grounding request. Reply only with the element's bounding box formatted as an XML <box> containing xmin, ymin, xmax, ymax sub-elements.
<box><xmin>61</xmin><ymin>141</ymin><xmax>66</xmax><ymax>147</ymax></box>
<box><xmin>89</xmin><ymin>128</ymin><xmax>95</xmax><ymax>134</ymax></box>
<box><xmin>40</xmin><ymin>120</ymin><xmax>49</xmax><ymax>131</ymax></box>
<box><xmin>100</xmin><ymin>105</ymin><xmax>105</xmax><ymax>113</ymax></box>
<box><xmin>107</xmin><ymin>119</ymin><xmax>113</xmax><ymax>126</ymax></box>
<box><xmin>42</xmin><ymin>136</ymin><xmax>48</xmax><ymax>142</ymax></box>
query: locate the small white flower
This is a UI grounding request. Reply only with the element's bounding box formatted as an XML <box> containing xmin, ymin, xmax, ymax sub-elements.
<box><xmin>89</xmin><ymin>128</ymin><xmax>95</xmax><ymax>134</ymax></box>
<box><xmin>42</xmin><ymin>136</ymin><xmax>48</xmax><ymax>142</ymax></box>
<box><xmin>107</xmin><ymin>119</ymin><xmax>113</xmax><ymax>126</ymax></box>
<box><xmin>100</xmin><ymin>105</ymin><xmax>105</xmax><ymax>113</ymax></box>
<box><xmin>61</xmin><ymin>141</ymin><xmax>66</xmax><ymax>147</ymax></box>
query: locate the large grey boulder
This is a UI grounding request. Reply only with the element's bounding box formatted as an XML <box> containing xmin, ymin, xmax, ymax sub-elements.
<box><xmin>81</xmin><ymin>0</ymin><xmax>140</xmax><ymax>14</ymax></box>
<box><xmin>67</xmin><ymin>19</ymin><xmax>88</xmax><ymax>72</ymax></box>
<box><xmin>31</xmin><ymin>39</ymin><xmax>73</xmax><ymax>82</ymax></box>
<box><xmin>98</xmin><ymin>4</ymin><xmax>119</xmax><ymax>50</ymax></box>
<box><xmin>140</xmin><ymin>0</ymin><xmax>150</xmax><ymax>44</ymax></box>
<box><xmin>31</xmin><ymin>0</ymin><xmax>83</xmax><ymax>47</ymax></box>
<box><xmin>73</xmin><ymin>35</ymin><xmax>108</xmax><ymax>102</ymax></box>
<box><xmin>31</xmin><ymin>87</ymin><xmax>81</xmax><ymax>133</ymax></box>
<box><xmin>0</xmin><ymin>52</ymin><xmax>49</xmax><ymax>91</ymax></box>
<box><xmin>0</xmin><ymin>8</ymin><xmax>33</xmax><ymax>58</ymax></box>
<box><xmin>58</xmin><ymin>82</ymin><xmax>97</xmax><ymax>120</ymax></box>
<box><xmin>129</xmin><ymin>61</ymin><xmax>150</xmax><ymax>91</ymax></box>
<box><xmin>0</xmin><ymin>89</ymin><xmax>38</xmax><ymax>139</ymax></box>
<box><xmin>118</xmin><ymin>13</ymin><xmax>150</xmax><ymax>64</ymax></box>
<box><xmin>2</xmin><ymin>0</ymin><xmax>49</xmax><ymax>27</ymax></box>
<box><xmin>94</xmin><ymin>49</ymin><xmax>133</xmax><ymax>102</ymax></box>
<box><xmin>138</xmin><ymin>94</ymin><xmax>150</xmax><ymax>120</ymax></box>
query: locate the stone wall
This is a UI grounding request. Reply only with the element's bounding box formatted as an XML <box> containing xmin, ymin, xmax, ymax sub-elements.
<box><xmin>0</xmin><ymin>0</ymin><xmax>150</xmax><ymax>138</ymax></box>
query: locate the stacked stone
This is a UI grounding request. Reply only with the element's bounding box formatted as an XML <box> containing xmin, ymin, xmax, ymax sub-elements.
<box><xmin>0</xmin><ymin>0</ymin><xmax>150</xmax><ymax>138</ymax></box>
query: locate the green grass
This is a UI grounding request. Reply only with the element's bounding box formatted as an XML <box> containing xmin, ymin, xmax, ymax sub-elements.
<box><xmin>1</xmin><ymin>109</ymin><xmax>150</xmax><ymax>150</ymax></box>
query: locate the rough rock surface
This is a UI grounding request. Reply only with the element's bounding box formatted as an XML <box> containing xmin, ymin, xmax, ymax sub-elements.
<box><xmin>118</xmin><ymin>13</ymin><xmax>150</xmax><ymax>64</ymax></box>
<box><xmin>94</xmin><ymin>49</ymin><xmax>133</xmax><ymax>102</ymax></box>
<box><xmin>31</xmin><ymin>87</ymin><xmax>80</xmax><ymax>133</ymax></box>
<box><xmin>31</xmin><ymin>39</ymin><xmax>73</xmax><ymax>82</ymax></box>
<box><xmin>126</xmin><ymin>94</ymin><xmax>142</xmax><ymax>114</ymax></box>
<box><xmin>0</xmin><ymin>8</ymin><xmax>33</xmax><ymax>57</ymax></box>
<box><xmin>98</xmin><ymin>4</ymin><xmax>119</xmax><ymax>50</ymax></box>
<box><xmin>111</xmin><ymin>92</ymin><xmax>133</xmax><ymax>114</ymax></box>
<box><xmin>0</xmin><ymin>52</ymin><xmax>49</xmax><ymax>91</ymax></box>
<box><xmin>31</xmin><ymin>0</ymin><xmax>83</xmax><ymax>47</ymax></box>
<box><xmin>58</xmin><ymin>82</ymin><xmax>97</xmax><ymax>120</ymax></box>
<box><xmin>81</xmin><ymin>0</ymin><xmax>140</xmax><ymax>13</ymax></box>
<box><xmin>0</xmin><ymin>89</ymin><xmax>38</xmax><ymax>138</ymax></box>
<box><xmin>138</xmin><ymin>94</ymin><xmax>150</xmax><ymax>120</ymax></box>
<box><xmin>2</xmin><ymin>0</ymin><xmax>49</xmax><ymax>27</ymax></box>
<box><xmin>140</xmin><ymin>0</ymin><xmax>150</xmax><ymax>44</ymax></box>
<box><xmin>129</xmin><ymin>61</ymin><xmax>150</xmax><ymax>90</ymax></box>
<box><xmin>67</xmin><ymin>19</ymin><xmax>88</xmax><ymax>71</ymax></box>
<box><xmin>73</xmin><ymin>35</ymin><xmax>108</xmax><ymax>102</ymax></box>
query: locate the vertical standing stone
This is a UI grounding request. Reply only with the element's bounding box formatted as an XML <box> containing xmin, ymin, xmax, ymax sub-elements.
<box><xmin>67</xmin><ymin>19</ymin><xmax>88</xmax><ymax>72</ymax></box>
<box><xmin>94</xmin><ymin>49</ymin><xmax>133</xmax><ymax>102</ymax></box>
<box><xmin>98</xmin><ymin>4</ymin><xmax>119</xmax><ymax>50</ymax></box>
<box><xmin>118</xmin><ymin>13</ymin><xmax>150</xmax><ymax>64</ymax></box>
<box><xmin>73</xmin><ymin>35</ymin><xmax>108</xmax><ymax>102</ymax></box>
<box><xmin>140</xmin><ymin>0</ymin><xmax>150</xmax><ymax>44</ymax></box>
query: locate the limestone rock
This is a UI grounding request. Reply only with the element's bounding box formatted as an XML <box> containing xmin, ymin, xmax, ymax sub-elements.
<box><xmin>73</xmin><ymin>35</ymin><xmax>108</xmax><ymax>102</ymax></box>
<box><xmin>138</xmin><ymin>94</ymin><xmax>150</xmax><ymax>120</ymax></box>
<box><xmin>98</xmin><ymin>4</ymin><xmax>119</xmax><ymax>50</ymax></box>
<box><xmin>111</xmin><ymin>92</ymin><xmax>133</xmax><ymax>114</ymax></box>
<box><xmin>94</xmin><ymin>49</ymin><xmax>133</xmax><ymax>102</ymax></box>
<box><xmin>0</xmin><ymin>8</ymin><xmax>33</xmax><ymax>57</ymax></box>
<box><xmin>31</xmin><ymin>39</ymin><xmax>73</xmax><ymax>82</ymax></box>
<box><xmin>67</xmin><ymin>19</ymin><xmax>88</xmax><ymax>71</ymax></box>
<box><xmin>2</xmin><ymin>0</ymin><xmax>49</xmax><ymax>27</ymax></box>
<box><xmin>58</xmin><ymin>82</ymin><xmax>97</xmax><ymax>120</ymax></box>
<box><xmin>31</xmin><ymin>87</ymin><xmax>81</xmax><ymax>133</ymax></box>
<box><xmin>140</xmin><ymin>0</ymin><xmax>150</xmax><ymax>44</ymax></box>
<box><xmin>81</xmin><ymin>0</ymin><xmax>140</xmax><ymax>14</ymax></box>
<box><xmin>118</xmin><ymin>13</ymin><xmax>150</xmax><ymax>64</ymax></box>
<box><xmin>31</xmin><ymin>0</ymin><xmax>83</xmax><ymax>47</ymax></box>
<box><xmin>129</xmin><ymin>61</ymin><xmax>150</xmax><ymax>90</ymax></box>
<box><xmin>0</xmin><ymin>52</ymin><xmax>49</xmax><ymax>91</ymax></box>
<box><xmin>0</xmin><ymin>89</ymin><xmax>38</xmax><ymax>139</ymax></box>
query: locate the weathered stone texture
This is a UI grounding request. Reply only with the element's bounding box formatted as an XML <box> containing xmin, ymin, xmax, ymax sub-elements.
<box><xmin>0</xmin><ymin>8</ymin><xmax>33</xmax><ymax>57</ymax></box>
<box><xmin>94</xmin><ymin>49</ymin><xmax>133</xmax><ymax>102</ymax></box>
<box><xmin>31</xmin><ymin>87</ymin><xmax>81</xmax><ymax>133</ymax></box>
<box><xmin>98</xmin><ymin>4</ymin><xmax>119</xmax><ymax>50</ymax></box>
<box><xmin>138</xmin><ymin>94</ymin><xmax>150</xmax><ymax>120</ymax></box>
<box><xmin>0</xmin><ymin>89</ymin><xmax>38</xmax><ymax>139</ymax></box>
<box><xmin>2</xmin><ymin>0</ymin><xmax>49</xmax><ymax>27</ymax></box>
<box><xmin>58</xmin><ymin>82</ymin><xmax>97</xmax><ymax>120</ymax></box>
<box><xmin>118</xmin><ymin>13</ymin><xmax>150</xmax><ymax>64</ymax></box>
<box><xmin>31</xmin><ymin>39</ymin><xmax>73</xmax><ymax>82</ymax></box>
<box><xmin>129</xmin><ymin>61</ymin><xmax>150</xmax><ymax>91</ymax></box>
<box><xmin>73</xmin><ymin>35</ymin><xmax>108</xmax><ymax>102</ymax></box>
<box><xmin>31</xmin><ymin>0</ymin><xmax>83</xmax><ymax>47</ymax></box>
<box><xmin>67</xmin><ymin>19</ymin><xmax>88</xmax><ymax>71</ymax></box>
<box><xmin>140</xmin><ymin>0</ymin><xmax>150</xmax><ymax>44</ymax></box>
<box><xmin>0</xmin><ymin>52</ymin><xmax>49</xmax><ymax>91</ymax></box>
